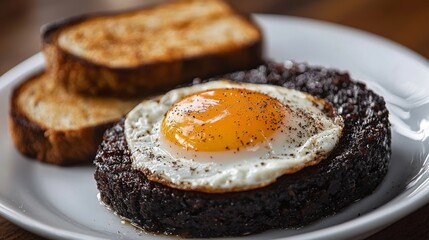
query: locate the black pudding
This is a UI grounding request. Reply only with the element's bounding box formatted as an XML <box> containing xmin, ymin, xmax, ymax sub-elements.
<box><xmin>94</xmin><ymin>61</ymin><xmax>391</xmax><ymax>238</ymax></box>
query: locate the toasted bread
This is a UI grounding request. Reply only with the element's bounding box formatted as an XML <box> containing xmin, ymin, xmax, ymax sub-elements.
<box><xmin>42</xmin><ymin>0</ymin><xmax>263</xmax><ymax>97</ymax></box>
<box><xmin>9</xmin><ymin>72</ymin><xmax>141</xmax><ymax>165</ymax></box>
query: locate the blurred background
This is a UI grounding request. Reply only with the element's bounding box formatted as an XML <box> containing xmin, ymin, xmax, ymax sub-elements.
<box><xmin>1</xmin><ymin>0</ymin><xmax>429</xmax><ymax>75</ymax></box>
<box><xmin>0</xmin><ymin>0</ymin><xmax>428</xmax><ymax>239</ymax></box>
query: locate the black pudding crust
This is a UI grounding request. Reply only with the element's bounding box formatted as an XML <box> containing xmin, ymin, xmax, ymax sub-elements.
<box><xmin>94</xmin><ymin>61</ymin><xmax>391</xmax><ymax>238</ymax></box>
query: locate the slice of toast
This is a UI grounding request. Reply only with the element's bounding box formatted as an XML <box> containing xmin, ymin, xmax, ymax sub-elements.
<box><xmin>9</xmin><ymin>72</ymin><xmax>142</xmax><ymax>165</ymax></box>
<box><xmin>42</xmin><ymin>0</ymin><xmax>263</xmax><ymax>97</ymax></box>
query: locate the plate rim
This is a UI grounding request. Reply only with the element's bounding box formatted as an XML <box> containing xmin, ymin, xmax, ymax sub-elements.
<box><xmin>1</xmin><ymin>14</ymin><xmax>429</xmax><ymax>240</ymax></box>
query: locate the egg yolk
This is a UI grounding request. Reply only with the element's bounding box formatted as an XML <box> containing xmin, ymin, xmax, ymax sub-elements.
<box><xmin>161</xmin><ymin>88</ymin><xmax>286</xmax><ymax>152</ymax></box>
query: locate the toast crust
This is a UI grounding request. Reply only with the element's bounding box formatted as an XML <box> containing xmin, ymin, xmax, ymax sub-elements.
<box><xmin>42</xmin><ymin>0</ymin><xmax>263</xmax><ymax>97</ymax></box>
<box><xmin>9</xmin><ymin>72</ymin><xmax>140</xmax><ymax>165</ymax></box>
<box><xmin>9</xmin><ymin>109</ymin><xmax>112</xmax><ymax>165</ymax></box>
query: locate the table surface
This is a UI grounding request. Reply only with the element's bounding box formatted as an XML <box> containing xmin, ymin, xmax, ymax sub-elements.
<box><xmin>1</xmin><ymin>0</ymin><xmax>428</xmax><ymax>239</ymax></box>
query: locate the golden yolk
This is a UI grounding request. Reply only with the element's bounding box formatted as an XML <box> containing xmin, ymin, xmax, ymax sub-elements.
<box><xmin>161</xmin><ymin>88</ymin><xmax>286</xmax><ymax>152</ymax></box>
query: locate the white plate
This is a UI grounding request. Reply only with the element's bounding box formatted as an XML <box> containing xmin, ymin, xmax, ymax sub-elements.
<box><xmin>1</xmin><ymin>14</ymin><xmax>429</xmax><ymax>240</ymax></box>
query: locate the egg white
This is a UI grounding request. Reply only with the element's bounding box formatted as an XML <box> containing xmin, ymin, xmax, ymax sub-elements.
<box><xmin>124</xmin><ymin>80</ymin><xmax>344</xmax><ymax>192</ymax></box>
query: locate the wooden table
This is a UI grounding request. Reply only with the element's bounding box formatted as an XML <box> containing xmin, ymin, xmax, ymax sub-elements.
<box><xmin>1</xmin><ymin>0</ymin><xmax>428</xmax><ymax>239</ymax></box>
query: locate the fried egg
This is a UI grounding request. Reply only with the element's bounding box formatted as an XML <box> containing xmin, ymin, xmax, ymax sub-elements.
<box><xmin>125</xmin><ymin>80</ymin><xmax>344</xmax><ymax>193</ymax></box>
